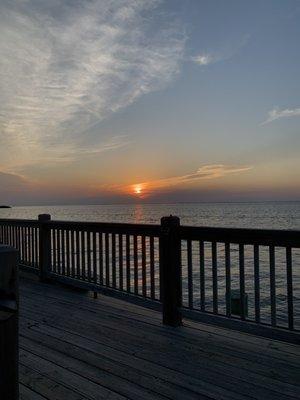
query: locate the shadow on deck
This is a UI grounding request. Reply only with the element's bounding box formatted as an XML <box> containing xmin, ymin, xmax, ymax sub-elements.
<box><xmin>19</xmin><ymin>273</ymin><xmax>300</xmax><ymax>400</ymax></box>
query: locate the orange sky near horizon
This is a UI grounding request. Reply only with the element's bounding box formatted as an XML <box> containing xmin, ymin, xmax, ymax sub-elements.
<box><xmin>0</xmin><ymin>1</ymin><xmax>299</xmax><ymax>205</ymax></box>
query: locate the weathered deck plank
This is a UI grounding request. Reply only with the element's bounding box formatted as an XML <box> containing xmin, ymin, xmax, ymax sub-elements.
<box><xmin>19</xmin><ymin>274</ymin><xmax>300</xmax><ymax>400</ymax></box>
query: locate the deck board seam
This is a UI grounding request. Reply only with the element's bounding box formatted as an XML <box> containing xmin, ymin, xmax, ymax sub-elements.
<box><xmin>19</xmin><ymin>285</ymin><xmax>300</xmax><ymax>356</ymax></box>
<box><xmin>20</xmin><ymin>300</ymin><xmax>300</xmax><ymax>370</ymax></box>
<box><xmin>19</xmin><ymin>318</ymin><xmax>300</xmax><ymax>400</ymax></box>
<box><xmin>20</xmin><ymin>338</ymin><xmax>211</xmax><ymax>400</ymax></box>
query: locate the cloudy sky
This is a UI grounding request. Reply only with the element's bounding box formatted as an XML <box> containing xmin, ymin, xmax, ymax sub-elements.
<box><xmin>0</xmin><ymin>0</ymin><xmax>299</xmax><ymax>205</ymax></box>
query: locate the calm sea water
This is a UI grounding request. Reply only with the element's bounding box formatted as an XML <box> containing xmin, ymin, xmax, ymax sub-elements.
<box><xmin>1</xmin><ymin>201</ymin><xmax>300</xmax><ymax>229</ymax></box>
<box><xmin>1</xmin><ymin>202</ymin><xmax>299</xmax><ymax>328</ymax></box>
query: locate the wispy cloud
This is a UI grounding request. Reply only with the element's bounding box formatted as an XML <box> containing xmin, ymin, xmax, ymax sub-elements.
<box><xmin>192</xmin><ymin>34</ymin><xmax>250</xmax><ymax>67</ymax></box>
<box><xmin>126</xmin><ymin>164</ymin><xmax>252</xmax><ymax>195</ymax></box>
<box><xmin>20</xmin><ymin>135</ymin><xmax>131</xmax><ymax>168</ymax></box>
<box><xmin>191</xmin><ymin>54</ymin><xmax>214</xmax><ymax>66</ymax></box>
<box><xmin>0</xmin><ymin>0</ymin><xmax>185</xmax><ymax>169</ymax></box>
<box><xmin>261</xmin><ymin>107</ymin><xmax>300</xmax><ymax>125</ymax></box>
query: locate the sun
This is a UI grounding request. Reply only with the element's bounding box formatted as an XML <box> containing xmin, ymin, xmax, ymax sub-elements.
<box><xmin>134</xmin><ymin>185</ymin><xmax>142</xmax><ymax>195</ymax></box>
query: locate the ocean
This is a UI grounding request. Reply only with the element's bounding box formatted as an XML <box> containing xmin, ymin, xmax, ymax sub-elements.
<box><xmin>1</xmin><ymin>201</ymin><xmax>300</xmax><ymax>229</ymax></box>
<box><xmin>1</xmin><ymin>202</ymin><xmax>299</xmax><ymax>329</ymax></box>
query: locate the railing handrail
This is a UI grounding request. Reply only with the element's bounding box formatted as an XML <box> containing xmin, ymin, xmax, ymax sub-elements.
<box><xmin>0</xmin><ymin>219</ymin><xmax>40</xmax><ymax>226</ymax></box>
<box><xmin>179</xmin><ymin>225</ymin><xmax>300</xmax><ymax>247</ymax></box>
<box><xmin>1</xmin><ymin>217</ymin><xmax>300</xmax><ymax>246</ymax></box>
<box><xmin>0</xmin><ymin>218</ymin><xmax>161</xmax><ymax>236</ymax></box>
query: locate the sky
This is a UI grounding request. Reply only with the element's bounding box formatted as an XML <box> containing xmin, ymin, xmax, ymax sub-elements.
<box><xmin>0</xmin><ymin>0</ymin><xmax>299</xmax><ymax>205</ymax></box>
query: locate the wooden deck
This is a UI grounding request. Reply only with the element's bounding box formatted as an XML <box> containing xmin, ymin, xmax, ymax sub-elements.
<box><xmin>19</xmin><ymin>274</ymin><xmax>300</xmax><ymax>400</ymax></box>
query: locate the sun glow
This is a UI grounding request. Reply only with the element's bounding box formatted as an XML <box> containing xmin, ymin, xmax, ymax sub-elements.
<box><xmin>134</xmin><ymin>185</ymin><xmax>142</xmax><ymax>195</ymax></box>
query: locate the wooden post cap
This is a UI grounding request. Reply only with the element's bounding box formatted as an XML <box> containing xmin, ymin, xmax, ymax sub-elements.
<box><xmin>38</xmin><ymin>214</ymin><xmax>51</xmax><ymax>221</ymax></box>
<box><xmin>161</xmin><ymin>215</ymin><xmax>180</xmax><ymax>226</ymax></box>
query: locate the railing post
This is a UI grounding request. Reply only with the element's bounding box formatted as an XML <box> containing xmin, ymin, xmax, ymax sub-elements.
<box><xmin>0</xmin><ymin>245</ymin><xmax>19</xmax><ymax>400</ymax></box>
<box><xmin>38</xmin><ymin>214</ymin><xmax>51</xmax><ymax>282</ymax></box>
<box><xmin>160</xmin><ymin>215</ymin><xmax>182</xmax><ymax>327</ymax></box>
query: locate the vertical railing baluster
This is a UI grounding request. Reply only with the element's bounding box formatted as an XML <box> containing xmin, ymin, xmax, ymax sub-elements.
<box><xmin>16</xmin><ymin>226</ymin><xmax>20</xmax><ymax>256</ymax></box>
<box><xmin>87</xmin><ymin>231</ymin><xmax>91</xmax><ymax>282</ymax></box>
<box><xmin>15</xmin><ymin>226</ymin><xmax>18</xmax><ymax>250</ymax></box>
<box><xmin>254</xmin><ymin>245</ymin><xmax>260</xmax><ymax>323</ymax></box>
<box><xmin>11</xmin><ymin>226</ymin><xmax>14</xmax><ymax>248</ymax></box>
<box><xmin>10</xmin><ymin>225</ymin><xmax>13</xmax><ymax>247</ymax></box>
<box><xmin>286</xmin><ymin>247</ymin><xmax>294</xmax><ymax>330</ymax></box>
<box><xmin>76</xmin><ymin>230</ymin><xmax>80</xmax><ymax>279</ymax></box>
<box><xmin>5</xmin><ymin>224</ymin><xmax>8</xmax><ymax>244</ymax></box>
<box><xmin>71</xmin><ymin>230</ymin><xmax>75</xmax><ymax>278</ymax></box>
<box><xmin>66</xmin><ymin>230</ymin><xmax>70</xmax><ymax>277</ymax></box>
<box><xmin>119</xmin><ymin>234</ymin><xmax>123</xmax><ymax>290</ymax></box>
<box><xmin>187</xmin><ymin>239</ymin><xmax>193</xmax><ymax>309</ymax></box>
<box><xmin>28</xmin><ymin>226</ymin><xmax>31</xmax><ymax>266</ymax></box>
<box><xmin>199</xmin><ymin>240</ymin><xmax>205</xmax><ymax>311</ymax></box>
<box><xmin>52</xmin><ymin>229</ymin><xmax>56</xmax><ymax>273</ymax></box>
<box><xmin>23</xmin><ymin>226</ymin><xmax>28</xmax><ymax>264</ymax></box>
<box><xmin>99</xmin><ymin>232</ymin><xmax>103</xmax><ymax>285</ymax></box>
<box><xmin>57</xmin><ymin>229</ymin><xmax>61</xmax><ymax>275</ymax></box>
<box><xmin>212</xmin><ymin>242</ymin><xmax>218</xmax><ymax>314</ymax></box>
<box><xmin>105</xmin><ymin>233</ymin><xmax>109</xmax><ymax>286</ymax></box>
<box><xmin>225</xmin><ymin>242</ymin><xmax>231</xmax><ymax>317</ymax></box>
<box><xmin>126</xmin><ymin>234</ymin><xmax>130</xmax><ymax>292</ymax></box>
<box><xmin>8</xmin><ymin>225</ymin><xmax>11</xmax><ymax>246</ymax></box>
<box><xmin>134</xmin><ymin>235</ymin><xmax>138</xmax><ymax>294</ymax></box>
<box><xmin>31</xmin><ymin>227</ymin><xmax>35</xmax><ymax>267</ymax></box>
<box><xmin>24</xmin><ymin>226</ymin><xmax>28</xmax><ymax>264</ymax></box>
<box><xmin>7</xmin><ymin>225</ymin><xmax>11</xmax><ymax>246</ymax></box>
<box><xmin>92</xmin><ymin>231</ymin><xmax>97</xmax><ymax>285</ymax></box>
<box><xmin>150</xmin><ymin>236</ymin><xmax>155</xmax><ymax>300</ymax></box>
<box><xmin>141</xmin><ymin>236</ymin><xmax>146</xmax><ymax>297</ymax></box>
<box><xmin>112</xmin><ymin>233</ymin><xmax>116</xmax><ymax>288</ymax></box>
<box><xmin>35</xmin><ymin>227</ymin><xmax>39</xmax><ymax>268</ymax></box>
<box><xmin>14</xmin><ymin>225</ymin><xmax>18</xmax><ymax>256</ymax></box>
<box><xmin>22</xmin><ymin>226</ymin><xmax>25</xmax><ymax>264</ymax></box>
<box><xmin>269</xmin><ymin>245</ymin><xmax>276</xmax><ymax>327</ymax></box>
<box><xmin>239</xmin><ymin>244</ymin><xmax>246</xmax><ymax>320</ymax></box>
<box><xmin>11</xmin><ymin>225</ymin><xmax>14</xmax><ymax>247</ymax></box>
<box><xmin>28</xmin><ymin>226</ymin><xmax>31</xmax><ymax>264</ymax></box>
<box><xmin>61</xmin><ymin>229</ymin><xmax>66</xmax><ymax>276</ymax></box>
<box><xmin>14</xmin><ymin>225</ymin><xmax>17</xmax><ymax>250</ymax></box>
<box><xmin>81</xmin><ymin>231</ymin><xmax>86</xmax><ymax>280</ymax></box>
<box><xmin>11</xmin><ymin>225</ymin><xmax>13</xmax><ymax>247</ymax></box>
<box><xmin>26</xmin><ymin>226</ymin><xmax>30</xmax><ymax>264</ymax></box>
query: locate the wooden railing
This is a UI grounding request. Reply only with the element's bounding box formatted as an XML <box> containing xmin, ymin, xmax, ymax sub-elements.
<box><xmin>179</xmin><ymin>226</ymin><xmax>300</xmax><ymax>338</ymax></box>
<box><xmin>0</xmin><ymin>215</ymin><xmax>299</xmax><ymax>343</ymax></box>
<box><xmin>0</xmin><ymin>220</ymin><xmax>40</xmax><ymax>271</ymax></box>
<box><xmin>47</xmin><ymin>219</ymin><xmax>161</xmax><ymax>303</ymax></box>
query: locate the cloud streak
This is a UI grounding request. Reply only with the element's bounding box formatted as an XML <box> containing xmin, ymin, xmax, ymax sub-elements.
<box><xmin>261</xmin><ymin>107</ymin><xmax>300</xmax><ymax>125</ymax></box>
<box><xmin>192</xmin><ymin>54</ymin><xmax>214</xmax><ymax>66</ymax></box>
<box><xmin>0</xmin><ymin>0</ymin><xmax>185</xmax><ymax>169</ymax></box>
<box><xmin>192</xmin><ymin>34</ymin><xmax>250</xmax><ymax>67</ymax></box>
<box><xmin>127</xmin><ymin>164</ymin><xmax>252</xmax><ymax>196</ymax></box>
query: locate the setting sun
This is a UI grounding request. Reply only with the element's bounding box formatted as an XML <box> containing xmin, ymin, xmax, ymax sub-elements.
<box><xmin>134</xmin><ymin>185</ymin><xmax>142</xmax><ymax>195</ymax></box>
